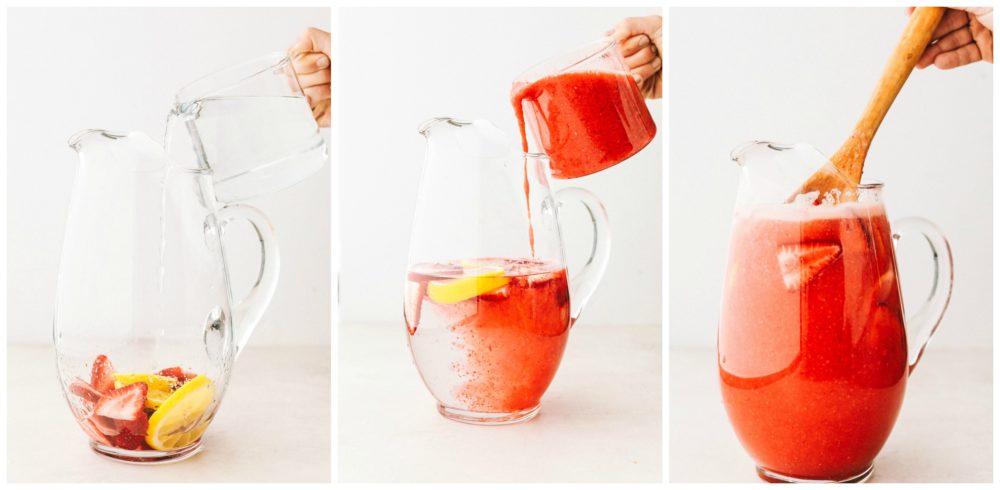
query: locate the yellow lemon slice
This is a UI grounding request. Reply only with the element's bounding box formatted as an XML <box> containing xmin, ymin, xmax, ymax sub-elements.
<box><xmin>113</xmin><ymin>373</ymin><xmax>180</xmax><ymax>410</ymax></box>
<box><xmin>427</xmin><ymin>265</ymin><xmax>511</xmax><ymax>304</ymax></box>
<box><xmin>146</xmin><ymin>375</ymin><xmax>215</xmax><ymax>451</ymax></box>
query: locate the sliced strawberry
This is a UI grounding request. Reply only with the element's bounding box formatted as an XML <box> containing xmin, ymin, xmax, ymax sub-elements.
<box><xmin>404</xmin><ymin>280</ymin><xmax>427</xmax><ymax>336</ymax></box>
<box><xmin>777</xmin><ymin>243</ymin><xmax>842</xmax><ymax>291</ymax></box>
<box><xmin>111</xmin><ymin>426</ymin><xmax>147</xmax><ymax>450</ymax></box>
<box><xmin>110</xmin><ymin>411</ymin><xmax>149</xmax><ymax>449</ymax></box>
<box><xmin>118</xmin><ymin>410</ymin><xmax>149</xmax><ymax>436</ymax></box>
<box><xmin>90</xmin><ymin>414</ymin><xmax>122</xmax><ymax>436</ymax></box>
<box><xmin>157</xmin><ymin>366</ymin><xmax>196</xmax><ymax>383</ymax></box>
<box><xmin>69</xmin><ymin>377</ymin><xmax>102</xmax><ymax>404</ymax></box>
<box><xmin>78</xmin><ymin>418</ymin><xmax>112</xmax><ymax>446</ymax></box>
<box><xmin>94</xmin><ymin>382</ymin><xmax>147</xmax><ymax>421</ymax></box>
<box><xmin>90</xmin><ymin>354</ymin><xmax>116</xmax><ymax>394</ymax></box>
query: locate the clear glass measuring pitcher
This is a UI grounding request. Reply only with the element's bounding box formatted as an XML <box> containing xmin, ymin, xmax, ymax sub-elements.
<box><xmin>718</xmin><ymin>141</ymin><xmax>953</xmax><ymax>482</ymax></box>
<box><xmin>404</xmin><ymin>117</ymin><xmax>611</xmax><ymax>425</ymax></box>
<box><xmin>54</xmin><ymin>130</ymin><xmax>279</xmax><ymax>463</ymax></box>
<box><xmin>167</xmin><ymin>52</ymin><xmax>327</xmax><ymax>202</ymax></box>
<box><xmin>512</xmin><ymin>39</ymin><xmax>656</xmax><ymax>179</ymax></box>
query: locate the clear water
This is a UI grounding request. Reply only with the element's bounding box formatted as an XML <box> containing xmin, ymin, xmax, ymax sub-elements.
<box><xmin>166</xmin><ymin>95</ymin><xmax>326</xmax><ymax>202</ymax></box>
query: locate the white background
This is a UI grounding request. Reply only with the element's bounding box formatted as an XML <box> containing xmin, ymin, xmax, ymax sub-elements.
<box><xmin>338</xmin><ymin>6</ymin><xmax>663</xmax><ymax>328</ymax></box>
<box><xmin>670</xmin><ymin>7</ymin><xmax>993</xmax><ymax>350</ymax></box>
<box><xmin>6</xmin><ymin>7</ymin><xmax>331</xmax><ymax>346</ymax></box>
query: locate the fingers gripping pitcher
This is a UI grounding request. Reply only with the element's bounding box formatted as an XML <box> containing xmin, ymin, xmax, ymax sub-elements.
<box><xmin>404</xmin><ymin>118</ymin><xmax>611</xmax><ymax>425</ymax></box>
<box><xmin>718</xmin><ymin>142</ymin><xmax>953</xmax><ymax>482</ymax></box>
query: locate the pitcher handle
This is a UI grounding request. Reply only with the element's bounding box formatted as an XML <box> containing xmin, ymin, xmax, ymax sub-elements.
<box><xmin>553</xmin><ymin>187</ymin><xmax>611</xmax><ymax>324</ymax></box>
<box><xmin>217</xmin><ymin>203</ymin><xmax>280</xmax><ymax>357</ymax></box>
<box><xmin>892</xmin><ymin>217</ymin><xmax>953</xmax><ymax>374</ymax></box>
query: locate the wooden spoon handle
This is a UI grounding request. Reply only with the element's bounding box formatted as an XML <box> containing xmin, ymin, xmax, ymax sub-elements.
<box><xmin>833</xmin><ymin>6</ymin><xmax>945</xmax><ymax>182</ymax></box>
<box><xmin>796</xmin><ymin>7</ymin><xmax>945</xmax><ymax>200</ymax></box>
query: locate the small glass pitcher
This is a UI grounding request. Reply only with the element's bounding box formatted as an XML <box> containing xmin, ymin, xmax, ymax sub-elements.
<box><xmin>54</xmin><ymin>130</ymin><xmax>279</xmax><ymax>463</ymax></box>
<box><xmin>404</xmin><ymin>117</ymin><xmax>611</xmax><ymax>424</ymax></box>
<box><xmin>718</xmin><ymin>141</ymin><xmax>953</xmax><ymax>482</ymax></box>
<box><xmin>167</xmin><ymin>52</ymin><xmax>327</xmax><ymax>202</ymax></box>
<box><xmin>512</xmin><ymin>39</ymin><xmax>656</xmax><ymax>179</ymax></box>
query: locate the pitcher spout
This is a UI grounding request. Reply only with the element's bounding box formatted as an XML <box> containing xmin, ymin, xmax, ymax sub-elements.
<box><xmin>68</xmin><ymin>129</ymin><xmax>177</xmax><ymax>174</ymax></box>
<box><xmin>417</xmin><ymin>117</ymin><xmax>472</xmax><ymax>137</ymax></box>
<box><xmin>67</xmin><ymin>129</ymin><xmax>129</xmax><ymax>152</ymax></box>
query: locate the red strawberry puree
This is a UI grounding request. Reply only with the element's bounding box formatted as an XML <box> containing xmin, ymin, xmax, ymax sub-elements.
<box><xmin>719</xmin><ymin>202</ymin><xmax>907</xmax><ymax>481</ymax></box>
<box><xmin>512</xmin><ymin>70</ymin><xmax>656</xmax><ymax>179</ymax></box>
<box><xmin>406</xmin><ymin>259</ymin><xmax>571</xmax><ymax>413</ymax></box>
<box><xmin>452</xmin><ymin>266</ymin><xmax>570</xmax><ymax>412</ymax></box>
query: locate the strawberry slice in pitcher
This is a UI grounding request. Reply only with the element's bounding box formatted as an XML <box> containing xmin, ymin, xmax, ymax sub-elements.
<box><xmin>94</xmin><ymin>382</ymin><xmax>147</xmax><ymax>421</ymax></box>
<box><xmin>157</xmin><ymin>366</ymin><xmax>197</xmax><ymax>383</ymax></box>
<box><xmin>68</xmin><ymin>377</ymin><xmax>102</xmax><ymax>409</ymax></box>
<box><xmin>90</xmin><ymin>354</ymin><xmax>116</xmax><ymax>394</ymax></box>
<box><xmin>777</xmin><ymin>243</ymin><xmax>842</xmax><ymax>291</ymax></box>
<box><xmin>78</xmin><ymin>418</ymin><xmax>113</xmax><ymax>446</ymax></box>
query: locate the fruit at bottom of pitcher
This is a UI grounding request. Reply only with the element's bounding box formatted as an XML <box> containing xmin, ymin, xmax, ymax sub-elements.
<box><xmin>68</xmin><ymin>354</ymin><xmax>214</xmax><ymax>451</ymax></box>
<box><xmin>145</xmin><ymin>374</ymin><xmax>214</xmax><ymax>450</ymax></box>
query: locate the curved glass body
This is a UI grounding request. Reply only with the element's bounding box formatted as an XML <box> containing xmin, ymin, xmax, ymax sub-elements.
<box><xmin>405</xmin><ymin>118</ymin><xmax>610</xmax><ymax>425</ymax></box>
<box><xmin>718</xmin><ymin>141</ymin><xmax>953</xmax><ymax>482</ymax></box>
<box><xmin>55</xmin><ymin>130</ymin><xmax>277</xmax><ymax>463</ymax></box>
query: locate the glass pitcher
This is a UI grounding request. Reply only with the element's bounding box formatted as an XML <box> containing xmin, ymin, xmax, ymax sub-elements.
<box><xmin>512</xmin><ymin>38</ymin><xmax>656</xmax><ymax>179</ymax></box>
<box><xmin>167</xmin><ymin>52</ymin><xmax>328</xmax><ymax>203</ymax></box>
<box><xmin>54</xmin><ymin>130</ymin><xmax>279</xmax><ymax>463</ymax></box>
<box><xmin>404</xmin><ymin>117</ymin><xmax>611</xmax><ymax>425</ymax></box>
<box><xmin>718</xmin><ymin>141</ymin><xmax>953</xmax><ymax>482</ymax></box>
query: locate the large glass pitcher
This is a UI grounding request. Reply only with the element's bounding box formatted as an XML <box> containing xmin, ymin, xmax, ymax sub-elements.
<box><xmin>404</xmin><ymin>117</ymin><xmax>611</xmax><ymax>425</ymax></box>
<box><xmin>718</xmin><ymin>141</ymin><xmax>953</xmax><ymax>482</ymax></box>
<box><xmin>54</xmin><ymin>130</ymin><xmax>279</xmax><ymax>463</ymax></box>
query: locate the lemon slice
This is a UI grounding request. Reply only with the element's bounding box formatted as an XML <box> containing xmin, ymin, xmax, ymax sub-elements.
<box><xmin>146</xmin><ymin>375</ymin><xmax>215</xmax><ymax>451</ymax></box>
<box><xmin>113</xmin><ymin>373</ymin><xmax>180</xmax><ymax>410</ymax></box>
<box><xmin>427</xmin><ymin>265</ymin><xmax>510</xmax><ymax>304</ymax></box>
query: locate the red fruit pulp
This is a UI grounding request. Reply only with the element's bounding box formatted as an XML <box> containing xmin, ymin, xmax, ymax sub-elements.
<box><xmin>158</xmin><ymin>366</ymin><xmax>196</xmax><ymax>383</ymax></box>
<box><xmin>406</xmin><ymin>258</ymin><xmax>571</xmax><ymax>413</ymax></box>
<box><xmin>90</xmin><ymin>354</ymin><xmax>116</xmax><ymax>394</ymax></box>
<box><xmin>512</xmin><ymin>70</ymin><xmax>656</xmax><ymax>179</ymax></box>
<box><xmin>718</xmin><ymin>202</ymin><xmax>908</xmax><ymax>481</ymax></box>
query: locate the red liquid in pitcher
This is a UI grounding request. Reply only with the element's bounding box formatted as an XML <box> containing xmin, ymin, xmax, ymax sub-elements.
<box><xmin>718</xmin><ymin>202</ymin><xmax>907</xmax><ymax>481</ymax></box>
<box><xmin>512</xmin><ymin>70</ymin><xmax>656</xmax><ymax>179</ymax></box>
<box><xmin>405</xmin><ymin>258</ymin><xmax>570</xmax><ymax>413</ymax></box>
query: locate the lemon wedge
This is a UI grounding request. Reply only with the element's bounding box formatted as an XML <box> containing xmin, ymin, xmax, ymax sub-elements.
<box><xmin>113</xmin><ymin>373</ymin><xmax>180</xmax><ymax>410</ymax></box>
<box><xmin>427</xmin><ymin>265</ymin><xmax>510</xmax><ymax>304</ymax></box>
<box><xmin>146</xmin><ymin>375</ymin><xmax>215</xmax><ymax>451</ymax></box>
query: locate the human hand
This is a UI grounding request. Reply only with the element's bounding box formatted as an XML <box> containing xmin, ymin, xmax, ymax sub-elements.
<box><xmin>289</xmin><ymin>27</ymin><xmax>331</xmax><ymax>127</ymax></box>
<box><xmin>608</xmin><ymin>15</ymin><xmax>662</xmax><ymax>99</ymax></box>
<box><xmin>912</xmin><ymin>7</ymin><xmax>993</xmax><ymax>69</ymax></box>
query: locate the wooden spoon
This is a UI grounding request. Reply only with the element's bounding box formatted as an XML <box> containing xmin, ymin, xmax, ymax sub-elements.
<box><xmin>796</xmin><ymin>7</ymin><xmax>945</xmax><ymax>200</ymax></box>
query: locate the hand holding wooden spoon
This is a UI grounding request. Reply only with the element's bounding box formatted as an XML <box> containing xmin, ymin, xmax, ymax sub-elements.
<box><xmin>796</xmin><ymin>7</ymin><xmax>945</xmax><ymax>200</ymax></box>
<box><xmin>913</xmin><ymin>7</ymin><xmax>993</xmax><ymax>70</ymax></box>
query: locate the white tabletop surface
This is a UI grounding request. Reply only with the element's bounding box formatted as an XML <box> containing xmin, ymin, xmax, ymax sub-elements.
<box><xmin>338</xmin><ymin>322</ymin><xmax>662</xmax><ymax>483</ymax></box>
<box><xmin>669</xmin><ymin>347</ymin><xmax>992</xmax><ymax>483</ymax></box>
<box><xmin>7</xmin><ymin>344</ymin><xmax>330</xmax><ymax>483</ymax></box>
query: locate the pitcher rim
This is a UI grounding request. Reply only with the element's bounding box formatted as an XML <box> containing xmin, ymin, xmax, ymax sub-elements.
<box><xmin>514</xmin><ymin>38</ymin><xmax>617</xmax><ymax>84</ymax></box>
<box><xmin>67</xmin><ymin>128</ymin><xmax>212</xmax><ymax>176</ymax></box>
<box><xmin>175</xmin><ymin>51</ymin><xmax>291</xmax><ymax>105</ymax></box>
